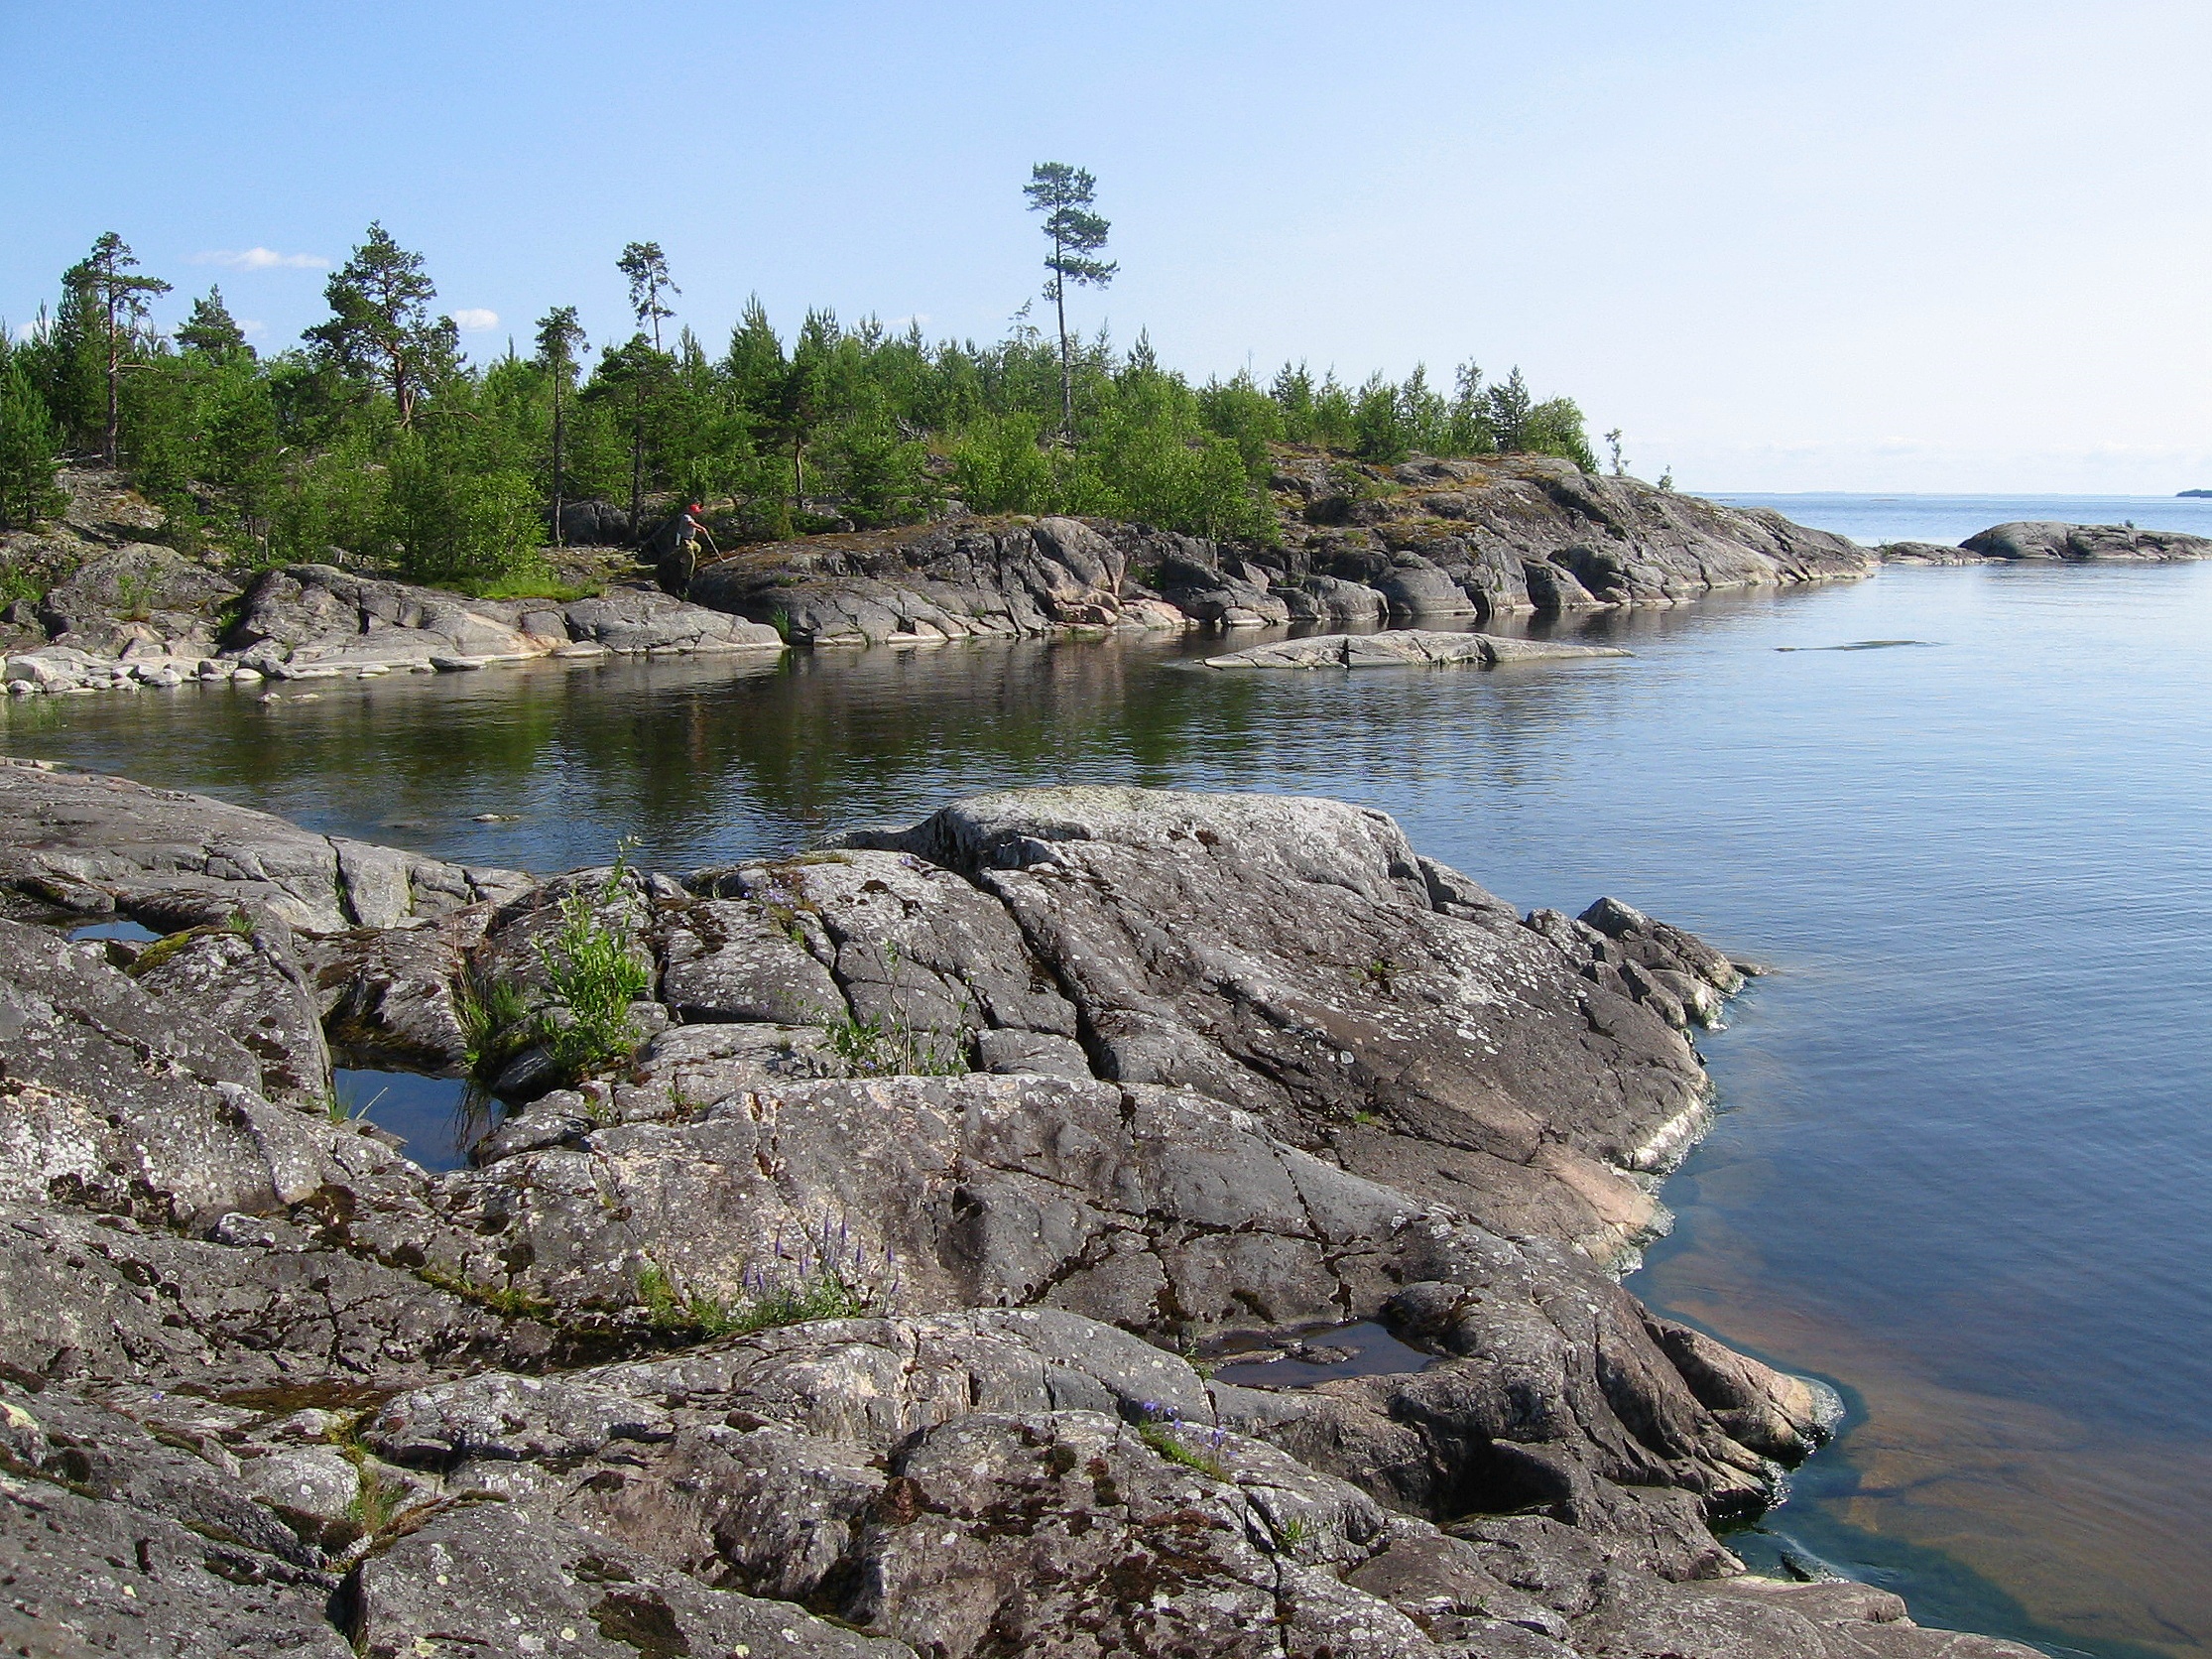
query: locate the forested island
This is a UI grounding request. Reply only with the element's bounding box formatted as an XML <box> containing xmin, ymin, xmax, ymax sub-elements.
<box><xmin>0</xmin><ymin>213</ymin><xmax>1595</xmax><ymax>589</ymax></box>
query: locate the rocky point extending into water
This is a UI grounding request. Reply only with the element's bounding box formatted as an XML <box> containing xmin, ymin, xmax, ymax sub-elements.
<box><xmin>685</xmin><ymin>453</ymin><xmax>1876</xmax><ymax>646</ymax></box>
<box><xmin>0</xmin><ymin>755</ymin><xmax>2038</xmax><ymax>1658</ymax></box>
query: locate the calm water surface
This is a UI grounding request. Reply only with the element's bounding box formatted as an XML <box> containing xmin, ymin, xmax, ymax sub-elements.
<box><xmin>5</xmin><ymin>523</ymin><xmax>2208</xmax><ymax>1657</ymax></box>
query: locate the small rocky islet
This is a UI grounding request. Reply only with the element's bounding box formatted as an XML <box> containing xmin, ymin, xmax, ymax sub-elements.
<box><xmin>0</xmin><ymin>754</ymin><xmax>2047</xmax><ymax>1658</ymax></box>
<box><xmin>1</xmin><ymin>464</ymin><xmax>2180</xmax><ymax>1656</ymax></box>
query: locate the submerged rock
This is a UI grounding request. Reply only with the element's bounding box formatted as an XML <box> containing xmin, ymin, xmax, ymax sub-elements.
<box><xmin>1201</xmin><ymin>629</ymin><xmax>1631</xmax><ymax>670</ymax></box>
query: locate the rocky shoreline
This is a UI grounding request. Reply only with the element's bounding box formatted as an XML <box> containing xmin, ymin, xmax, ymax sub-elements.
<box><xmin>684</xmin><ymin>455</ymin><xmax>1878</xmax><ymax>648</ymax></box>
<box><xmin>9</xmin><ymin>463</ymin><xmax>2211</xmax><ymax>702</ymax></box>
<box><xmin>0</xmin><ymin>756</ymin><xmax>2039</xmax><ymax>1658</ymax></box>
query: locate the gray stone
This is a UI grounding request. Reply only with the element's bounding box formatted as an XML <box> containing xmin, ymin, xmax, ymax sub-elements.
<box><xmin>0</xmin><ymin>758</ymin><xmax>530</xmax><ymax>933</ymax></box>
<box><xmin>347</xmin><ymin>1503</ymin><xmax>909</xmax><ymax>1659</ymax></box>
<box><xmin>1958</xmin><ymin>520</ymin><xmax>2212</xmax><ymax>562</ymax></box>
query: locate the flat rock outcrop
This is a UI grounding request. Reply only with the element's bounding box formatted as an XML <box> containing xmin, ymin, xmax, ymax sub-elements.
<box><xmin>1202</xmin><ymin>629</ymin><xmax>1631</xmax><ymax>670</ymax></box>
<box><xmin>224</xmin><ymin>564</ymin><xmax>784</xmax><ymax>680</ymax></box>
<box><xmin>0</xmin><ymin>757</ymin><xmax>531</xmax><ymax>931</ymax></box>
<box><xmin>0</xmin><ymin>760</ymin><xmax>2037</xmax><ymax>1659</ymax></box>
<box><xmin>0</xmin><ymin>540</ymin><xmax>784</xmax><ymax>697</ymax></box>
<box><xmin>1882</xmin><ymin>522</ymin><xmax>2212</xmax><ymax>565</ymax></box>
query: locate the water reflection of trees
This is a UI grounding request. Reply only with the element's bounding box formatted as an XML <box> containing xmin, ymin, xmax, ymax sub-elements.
<box><xmin>0</xmin><ymin>580</ymin><xmax>1834</xmax><ymax>872</ymax></box>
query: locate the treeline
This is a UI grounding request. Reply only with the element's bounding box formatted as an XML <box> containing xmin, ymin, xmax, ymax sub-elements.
<box><xmin>0</xmin><ymin>225</ymin><xmax>1598</xmax><ymax>589</ymax></box>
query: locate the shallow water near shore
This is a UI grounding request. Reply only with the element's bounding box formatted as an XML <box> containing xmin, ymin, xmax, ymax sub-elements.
<box><xmin>6</xmin><ymin>555</ymin><xmax>2210</xmax><ymax>1656</ymax></box>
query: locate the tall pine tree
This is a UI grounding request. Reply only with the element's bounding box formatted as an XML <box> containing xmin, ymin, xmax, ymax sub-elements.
<box><xmin>64</xmin><ymin>233</ymin><xmax>170</xmax><ymax>466</ymax></box>
<box><xmin>1023</xmin><ymin>164</ymin><xmax>1116</xmax><ymax>439</ymax></box>
<box><xmin>534</xmin><ymin>306</ymin><xmax>585</xmax><ymax>545</ymax></box>
<box><xmin>306</xmin><ymin>223</ymin><xmax>454</xmax><ymax>425</ymax></box>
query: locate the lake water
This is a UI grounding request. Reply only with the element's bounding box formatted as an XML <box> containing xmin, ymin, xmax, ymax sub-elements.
<box><xmin>4</xmin><ymin>497</ymin><xmax>2208</xmax><ymax>1657</ymax></box>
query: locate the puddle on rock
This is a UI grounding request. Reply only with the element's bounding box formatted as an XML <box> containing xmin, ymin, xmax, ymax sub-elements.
<box><xmin>67</xmin><ymin>918</ymin><xmax>161</xmax><ymax>944</ymax></box>
<box><xmin>1207</xmin><ymin>1320</ymin><xmax>1445</xmax><ymax>1389</ymax></box>
<box><xmin>333</xmin><ymin>1068</ymin><xmax>490</xmax><ymax>1173</ymax></box>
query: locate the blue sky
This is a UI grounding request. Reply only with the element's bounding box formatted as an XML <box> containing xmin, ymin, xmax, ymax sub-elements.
<box><xmin>5</xmin><ymin>0</ymin><xmax>2207</xmax><ymax>492</ymax></box>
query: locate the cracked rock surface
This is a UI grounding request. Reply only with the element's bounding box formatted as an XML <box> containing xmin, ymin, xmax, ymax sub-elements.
<box><xmin>0</xmin><ymin>760</ymin><xmax>2036</xmax><ymax>1658</ymax></box>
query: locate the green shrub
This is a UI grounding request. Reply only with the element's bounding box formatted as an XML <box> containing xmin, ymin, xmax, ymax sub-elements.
<box><xmin>530</xmin><ymin>852</ymin><xmax>651</xmax><ymax>1084</ymax></box>
<box><xmin>385</xmin><ymin>429</ymin><xmax>546</xmax><ymax>586</ymax></box>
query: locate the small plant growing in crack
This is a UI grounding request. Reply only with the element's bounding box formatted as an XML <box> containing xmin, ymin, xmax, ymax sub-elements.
<box><xmin>1355</xmin><ymin>956</ymin><xmax>1400</xmax><ymax>993</ymax></box>
<box><xmin>820</xmin><ymin>945</ymin><xmax>975</xmax><ymax>1078</ymax></box>
<box><xmin>325</xmin><ymin>1414</ymin><xmax>405</xmax><ymax>1549</ymax></box>
<box><xmin>417</xmin><ymin>1263</ymin><xmax>554</xmax><ymax>1321</ymax></box>
<box><xmin>637</xmin><ymin>1214</ymin><xmax>900</xmax><ymax>1339</ymax></box>
<box><xmin>455</xmin><ymin>971</ymin><xmax>532</xmax><ymax>1083</ymax></box>
<box><xmin>1132</xmin><ymin>1402</ymin><xmax>1230</xmax><ymax>1480</ymax></box>
<box><xmin>532</xmin><ymin>840</ymin><xmax>651</xmax><ymax>1084</ymax></box>
<box><xmin>325</xmin><ymin>1082</ymin><xmax>387</xmax><ymax>1126</ymax></box>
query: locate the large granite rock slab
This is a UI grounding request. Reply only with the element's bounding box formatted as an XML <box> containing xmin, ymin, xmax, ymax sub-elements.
<box><xmin>0</xmin><ymin>757</ymin><xmax>532</xmax><ymax>932</ymax></box>
<box><xmin>1957</xmin><ymin>520</ymin><xmax>2212</xmax><ymax>562</ymax></box>
<box><xmin>35</xmin><ymin>542</ymin><xmax>240</xmax><ymax>658</ymax></box>
<box><xmin>850</xmin><ymin>787</ymin><xmax>1716</xmax><ymax>1261</ymax></box>
<box><xmin>0</xmin><ymin>771</ymin><xmax>2043</xmax><ymax>1658</ymax></box>
<box><xmin>687</xmin><ymin>515</ymin><xmax>1175</xmax><ymax>645</ymax></box>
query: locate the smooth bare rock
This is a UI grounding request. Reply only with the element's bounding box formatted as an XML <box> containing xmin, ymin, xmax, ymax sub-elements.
<box><xmin>0</xmin><ymin>771</ymin><xmax>2036</xmax><ymax>1659</ymax></box>
<box><xmin>1203</xmin><ymin>628</ymin><xmax>1630</xmax><ymax>670</ymax></box>
<box><xmin>130</xmin><ymin>917</ymin><xmax>333</xmax><ymax>1112</ymax></box>
<box><xmin>0</xmin><ymin>1401</ymin><xmax>353</xmax><ymax>1658</ymax></box>
<box><xmin>558</xmin><ymin>584</ymin><xmax>784</xmax><ymax>653</ymax></box>
<box><xmin>34</xmin><ymin>542</ymin><xmax>239</xmax><ymax>657</ymax></box>
<box><xmin>1285</xmin><ymin>453</ymin><xmax>1872</xmax><ymax>615</ymax></box>
<box><xmin>1375</xmin><ymin>556</ymin><xmax>1483</xmax><ymax>615</ymax></box>
<box><xmin>0</xmin><ymin>757</ymin><xmax>530</xmax><ymax>932</ymax></box>
<box><xmin>1287</xmin><ymin>573</ymin><xmax>1391</xmax><ymax>622</ymax></box>
<box><xmin>869</xmin><ymin>787</ymin><xmax>1708</xmax><ymax>1261</ymax></box>
<box><xmin>430</xmin><ymin>1068</ymin><xmax>1805</xmax><ymax>1550</ymax></box>
<box><xmin>225</xmin><ymin>564</ymin><xmax>545</xmax><ymax>674</ymax></box>
<box><xmin>1958</xmin><ymin>520</ymin><xmax>2212</xmax><ymax>562</ymax></box>
<box><xmin>722</xmin><ymin>847</ymin><xmax>1081</xmax><ymax>1041</ymax></box>
<box><xmin>849</xmin><ymin>1409</ymin><xmax>1434</xmax><ymax>1659</ymax></box>
<box><xmin>434</xmin><ymin>1073</ymin><xmax>1422</xmax><ymax>1327</ymax></box>
<box><xmin>1878</xmin><ymin>540</ymin><xmax>1985</xmax><ymax>565</ymax></box>
<box><xmin>0</xmin><ymin>1203</ymin><xmax>540</xmax><ymax>1389</ymax></box>
<box><xmin>223</xmin><ymin>565</ymin><xmax>780</xmax><ymax>678</ymax></box>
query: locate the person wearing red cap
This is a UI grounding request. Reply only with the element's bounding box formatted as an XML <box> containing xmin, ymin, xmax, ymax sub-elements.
<box><xmin>655</xmin><ymin>501</ymin><xmax>719</xmax><ymax>597</ymax></box>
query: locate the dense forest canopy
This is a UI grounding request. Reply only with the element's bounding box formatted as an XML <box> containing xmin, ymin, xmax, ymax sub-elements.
<box><xmin>0</xmin><ymin>223</ymin><xmax>1599</xmax><ymax>590</ymax></box>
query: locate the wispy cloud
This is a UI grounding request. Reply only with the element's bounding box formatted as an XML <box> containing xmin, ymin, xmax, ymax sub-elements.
<box><xmin>11</xmin><ymin>320</ymin><xmax>39</xmax><ymax>342</ymax></box>
<box><xmin>448</xmin><ymin>308</ymin><xmax>499</xmax><ymax>331</ymax></box>
<box><xmin>188</xmin><ymin>247</ymin><xmax>328</xmax><ymax>271</ymax></box>
<box><xmin>239</xmin><ymin>319</ymin><xmax>267</xmax><ymax>338</ymax></box>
